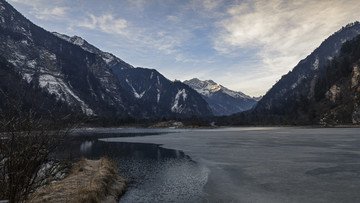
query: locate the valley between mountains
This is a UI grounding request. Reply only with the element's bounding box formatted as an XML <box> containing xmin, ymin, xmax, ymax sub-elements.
<box><xmin>2</xmin><ymin>0</ymin><xmax>360</xmax><ymax>202</ymax></box>
<box><xmin>1</xmin><ymin>0</ymin><xmax>360</xmax><ymax>125</ymax></box>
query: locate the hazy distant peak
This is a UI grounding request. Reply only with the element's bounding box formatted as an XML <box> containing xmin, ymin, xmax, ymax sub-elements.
<box><xmin>184</xmin><ymin>78</ymin><xmax>248</xmax><ymax>98</ymax></box>
<box><xmin>183</xmin><ymin>78</ymin><xmax>258</xmax><ymax>115</ymax></box>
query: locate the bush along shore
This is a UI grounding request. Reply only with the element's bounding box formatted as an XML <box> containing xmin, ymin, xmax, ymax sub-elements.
<box><xmin>29</xmin><ymin>158</ymin><xmax>126</xmax><ymax>203</ymax></box>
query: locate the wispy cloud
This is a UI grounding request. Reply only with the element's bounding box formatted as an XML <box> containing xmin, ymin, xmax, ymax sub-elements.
<box><xmin>76</xmin><ymin>12</ymin><xmax>192</xmax><ymax>56</ymax></box>
<box><xmin>214</xmin><ymin>0</ymin><xmax>360</xmax><ymax>73</ymax></box>
<box><xmin>78</xmin><ymin>14</ymin><xmax>128</xmax><ymax>35</ymax></box>
<box><xmin>8</xmin><ymin>0</ymin><xmax>42</xmax><ymax>5</ymax></box>
<box><xmin>31</xmin><ymin>7</ymin><xmax>69</xmax><ymax>20</ymax></box>
<box><xmin>126</xmin><ymin>0</ymin><xmax>147</xmax><ymax>12</ymax></box>
<box><xmin>9</xmin><ymin>0</ymin><xmax>69</xmax><ymax>20</ymax></box>
<box><xmin>202</xmin><ymin>0</ymin><xmax>222</xmax><ymax>11</ymax></box>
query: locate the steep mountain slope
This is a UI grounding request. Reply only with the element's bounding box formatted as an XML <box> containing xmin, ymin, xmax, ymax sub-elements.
<box><xmin>0</xmin><ymin>0</ymin><xmax>144</xmax><ymax>117</ymax></box>
<box><xmin>220</xmin><ymin>22</ymin><xmax>360</xmax><ymax>125</ymax></box>
<box><xmin>310</xmin><ymin>35</ymin><xmax>360</xmax><ymax>124</ymax></box>
<box><xmin>114</xmin><ymin>68</ymin><xmax>213</xmax><ymax>118</ymax></box>
<box><xmin>255</xmin><ymin>22</ymin><xmax>360</xmax><ymax>114</ymax></box>
<box><xmin>255</xmin><ymin>34</ymin><xmax>360</xmax><ymax>125</ymax></box>
<box><xmin>0</xmin><ymin>55</ymin><xmax>74</xmax><ymax>117</ymax></box>
<box><xmin>183</xmin><ymin>78</ymin><xmax>259</xmax><ymax>116</ymax></box>
<box><xmin>55</xmin><ymin>33</ymin><xmax>213</xmax><ymax>118</ymax></box>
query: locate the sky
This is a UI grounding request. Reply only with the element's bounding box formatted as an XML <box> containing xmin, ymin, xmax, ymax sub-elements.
<box><xmin>7</xmin><ymin>0</ymin><xmax>360</xmax><ymax>97</ymax></box>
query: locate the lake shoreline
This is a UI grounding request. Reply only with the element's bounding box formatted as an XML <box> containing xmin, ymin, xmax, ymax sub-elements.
<box><xmin>101</xmin><ymin>127</ymin><xmax>360</xmax><ymax>202</ymax></box>
<box><xmin>30</xmin><ymin>158</ymin><xmax>126</xmax><ymax>203</ymax></box>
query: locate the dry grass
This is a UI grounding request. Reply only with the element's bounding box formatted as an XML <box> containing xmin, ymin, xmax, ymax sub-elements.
<box><xmin>29</xmin><ymin>158</ymin><xmax>126</xmax><ymax>203</ymax></box>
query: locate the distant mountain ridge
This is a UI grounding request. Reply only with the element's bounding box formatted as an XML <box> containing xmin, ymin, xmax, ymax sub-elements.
<box><xmin>184</xmin><ymin>78</ymin><xmax>259</xmax><ymax>116</ymax></box>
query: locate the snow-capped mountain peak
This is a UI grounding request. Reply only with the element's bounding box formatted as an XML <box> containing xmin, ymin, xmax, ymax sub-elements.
<box><xmin>183</xmin><ymin>78</ymin><xmax>258</xmax><ymax>116</ymax></box>
<box><xmin>184</xmin><ymin>78</ymin><xmax>250</xmax><ymax>99</ymax></box>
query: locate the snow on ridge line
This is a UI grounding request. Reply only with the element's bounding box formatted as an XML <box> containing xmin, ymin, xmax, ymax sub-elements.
<box><xmin>221</xmin><ymin>86</ymin><xmax>250</xmax><ymax>99</ymax></box>
<box><xmin>73</xmin><ymin>37</ymin><xmax>85</xmax><ymax>46</ymax></box>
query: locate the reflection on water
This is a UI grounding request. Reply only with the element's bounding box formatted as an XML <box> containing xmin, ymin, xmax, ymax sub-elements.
<box><xmin>79</xmin><ymin>141</ymin><xmax>93</xmax><ymax>153</ymax></box>
<box><xmin>58</xmin><ymin>132</ymin><xmax>209</xmax><ymax>202</ymax></box>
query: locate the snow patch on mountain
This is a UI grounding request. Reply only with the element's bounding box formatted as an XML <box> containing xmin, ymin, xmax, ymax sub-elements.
<box><xmin>8</xmin><ymin>51</ymin><xmax>27</xmax><ymax>66</ymax></box>
<box><xmin>126</xmin><ymin>78</ymin><xmax>146</xmax><ymax>99</ymax></box>
<box><xmin>40</xmin><ymin>50</ymin><xmax>56</xmax><ymax>61</ymax></box>
<box><xmin>26</xmin><ymin>59</ymin><xmax>37</xmax><ymax>69</ymax></box>
<box><xmin>73</xmin><ymin>37</ymin><xmax>85</xmax><ymax>46</ymax></box>
<box><xmin>291</xmin><ymin>75</ymin><xmax>306</xmax><ymax>89</ymax></box>
<box><xmin>171</xmin><ymin>89</ymin><xmax>187</xmax><ymax>113</ymax></box>
<box><xmin>157</xmin><ymin>88</ymin><xmax>161</xmax><ymax>103</ymax></box>
<box><xmin>23</xmin><ymin>73</ymin><xmax>32</xmax><ymax>83</ymax></box>
<box><xmin>312</xmin><ymin>56</ymin><xmax>319</xmax><ymax>70</ymax></box>
<box><xmin>39</xmin><ymin>74</ymin><xmax>94</xmax><ymax>115</ymax></box>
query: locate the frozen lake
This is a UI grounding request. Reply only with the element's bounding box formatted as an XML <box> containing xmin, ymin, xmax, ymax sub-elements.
<box><xmin>99</xmin><ymin>127</ymin><xmax>360</xmax><ymax>202</ymax></box>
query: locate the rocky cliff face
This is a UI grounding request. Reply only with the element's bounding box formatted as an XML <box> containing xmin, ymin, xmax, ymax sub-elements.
<box><xmin>184</xmin><ymin>78</ymin><xmax>258</xmax><ymax>116</ymax></box>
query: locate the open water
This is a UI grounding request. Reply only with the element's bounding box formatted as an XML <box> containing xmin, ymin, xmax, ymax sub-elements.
<box><xmin>62</xmin><ymin>127</ymin><xmax>360</xmax><ymax>202</ymax></box>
